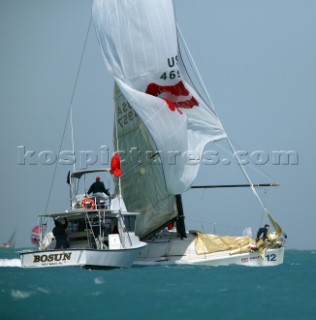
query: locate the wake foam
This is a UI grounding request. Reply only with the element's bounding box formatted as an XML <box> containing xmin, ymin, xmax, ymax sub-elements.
<box><xmin>0</xmin><ymin>259</ymin><xmax>22</xmax><ymax>267</ymax></box>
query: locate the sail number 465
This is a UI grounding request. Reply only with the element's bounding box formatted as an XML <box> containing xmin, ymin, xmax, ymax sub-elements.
<box><xmin>265</xmin><ymin>254</ymin><xmax>276</xmax><ymax>261</ymax></box>
<box><xmin>160</xmin><ymin>70</ymin><xmax>180</xmax><ymax>80</ymax></box>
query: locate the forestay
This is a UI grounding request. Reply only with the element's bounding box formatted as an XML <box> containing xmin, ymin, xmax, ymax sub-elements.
<box><xmin>92</xmin><ymin>0</ymin><xmax>226</xmax><ymax>194</ymax></box>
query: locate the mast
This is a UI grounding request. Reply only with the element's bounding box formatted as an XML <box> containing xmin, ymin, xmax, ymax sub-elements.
<box><xmin>175</xmin><ymin>195</ymin><xmax>187</xmax><ymax>238</ymax></box>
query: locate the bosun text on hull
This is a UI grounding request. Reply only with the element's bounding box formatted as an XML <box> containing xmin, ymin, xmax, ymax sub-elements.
<box><xmin>33</xmin><ymin>252</ymin><xmax>72</xmax><ymax>263</ymax></box>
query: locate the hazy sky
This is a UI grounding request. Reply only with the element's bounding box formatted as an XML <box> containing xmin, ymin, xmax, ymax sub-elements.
<box><xmin>1</xmin><ymin>0</ymin><xmax>315</xmax><ymax>250</ymax></box>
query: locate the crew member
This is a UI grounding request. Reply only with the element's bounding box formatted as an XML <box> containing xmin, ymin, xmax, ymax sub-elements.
<box><xmin>53</xmin><ymin>218</ymin><xmax>69</xmax><ymax>249</ymax></box>
<box><xmin>87</xmin><ymin>176</ymin><xmax>110</xmax><ymax>208</ymax></box>
<box><xmin>256</xmin><ymin>224</ymin><xmax>270</xmax><ymax>242</ymax></box>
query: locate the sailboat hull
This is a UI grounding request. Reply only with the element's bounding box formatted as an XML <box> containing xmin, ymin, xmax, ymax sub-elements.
<box><xmin>134</xmin><ymin>233</ymin><xmax>284</xmax><ymax>267</ymax></box>
<box><xmin>20</xmin><ymin>246</ymin><xmax>146</xmax><ymax>269</ymax></box>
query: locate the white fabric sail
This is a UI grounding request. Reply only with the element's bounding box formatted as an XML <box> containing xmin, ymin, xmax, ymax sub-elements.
<box><xmin>92</xmin><ymin>0</ymin><xmax>226</xmax><ymax>194</ymax></box>
<box><xmin>113</xmin><ymin>84</ymin><xmax>178</xmax><ymax>238</ymax></box>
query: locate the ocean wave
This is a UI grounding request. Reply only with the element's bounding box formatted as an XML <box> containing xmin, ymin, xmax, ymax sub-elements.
<box><xmin>36</xmin><ymin>287</ymin><xmax>50</xmax><ymax>294</ymax></box>
<box><xmin>11</xmin><ymin>289</ymin><xmax>33</xmax><ymax>299</ymax></box>
<box><xmin>0</xmin><ymin>259</ymin><xmax>22</xmax><ymax>267</ymax></box>
<box><xmin>94</xmin><ymin>277</ymin><xmax>105</xmax><ymax>285</ymax></box>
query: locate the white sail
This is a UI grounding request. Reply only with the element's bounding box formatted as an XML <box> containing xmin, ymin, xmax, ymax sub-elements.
<box><xmin>92</xmin><ymin>0</ymin><xmax>226</xmax><ymax>195</ymax></box>
<box><xmin>91</xmin><ymin>0</ymin><xmax>285</xmax><ymax>266</ymax></box>
<box><xmin>0</xmin><ymin>229</ymin><xmax>16</xmax><ymax>248</ymax></box>
<box><xmin>113</xmin><ymin>84</ymin><xmax>178</xmax><ymax>238</ymax></box>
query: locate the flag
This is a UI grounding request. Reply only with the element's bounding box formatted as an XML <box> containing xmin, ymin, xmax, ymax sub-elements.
<box><xmin>167</xmin><ymin>222</ymin><xmax>175</xmax><ymax>230</ymax></box>
<box><xmin>31</xmin><ymin>225</ymin><xmax>40</xmax><ymax>245</ymax></box>
<box><xmin>111</xmin><ymin>153</ymin><xmax>122</xmax><ymax>177</ymax></box>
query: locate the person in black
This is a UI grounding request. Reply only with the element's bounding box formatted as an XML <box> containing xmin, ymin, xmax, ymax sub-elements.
<box><xmin>87</xmin><ymin>176</ymin><xmax>110</xmax><ymax>208</ymax></box>
<box><xmin>256</xmin><ymin>224</ymin><xmax>270</xmax><ymax>242</ymax></box>
<box><xmin>53</xmin><ymin>218</ymin><xmax>69</xmax><ymax>249</ymax></box>
<box><xmin>87</xmin><ymin>176</ymin><xmax>110</xmax><ymax>195</ymax></box>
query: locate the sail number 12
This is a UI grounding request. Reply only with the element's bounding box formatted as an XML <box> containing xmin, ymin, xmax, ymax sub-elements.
<box><xmin>265</xmin><ymin>254</ymin><xmax>276</xmax><ymax>261</ymax></box>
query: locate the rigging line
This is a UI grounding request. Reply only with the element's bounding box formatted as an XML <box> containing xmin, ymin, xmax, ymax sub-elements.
<box><xmin>70</xmin><ymin>108</ymin><xmax>75</xmax><ymax>172</ymax></box>
<box><xmin>222</xmin><ymin>137</ymin><xmax>275</xmax><ymax>181</ymax></box>
<box><xmin>177</xmin><ymin>26</ymin><xmax>268</xmax><ymax>214</ymax></box>
<box><xmin>214</xmin><ymin>141</ymin><xmax>275</xmax><ymax>182</ymax></box>
<box><xmin>225</xmin><ymin>136</ymin><xmax>274</xmax><ymax>216</ymax></box>
<box><xmin>177</xmin><ymin>24</ymin><xmax>219</xmax><ymax>115</ymax></box>
<box><xmin>176</xmin><ymin>29</ymin><xmax>209</xmax><ymax>109</ymax></box>
<box><xmin>226</xmin><ymin>136</ymin><xmax>269</xmax><ymax>215</ymax></box>
<box><xmin>44</xmin><ymin>15</ymin><xmax>92</xmax><ymax>213</ymax></box>
<box><xmin>178</xmin><ymin>23</ymin><xmax>273</xmax><ymax>221</ymax></box>
<box><xmin>114</xmin><ymin>86</ymin><xmax>122</xmax><ymax>197</ymax></box>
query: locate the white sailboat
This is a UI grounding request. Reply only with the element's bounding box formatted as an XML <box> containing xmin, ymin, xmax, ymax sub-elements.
<box><xmin>91</xmin><ymin>0</ymin><xmax>285</xmax><ymax>267</ymax></box>
<box><xmin>1</xmin><ymin>229</ymin><xmax>16</xmax><ymax>249</ymax></box>
<box><xmin>20</xmin><ymin>167</ymin><xmax>147</xmax><ymax>269</ymax></box>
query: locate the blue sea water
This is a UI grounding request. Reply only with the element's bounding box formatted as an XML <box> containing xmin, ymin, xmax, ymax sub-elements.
<box><xmin>0</xmin><ymin>249</ymin><xmax>315</xmax><ymax>320</ymax></box>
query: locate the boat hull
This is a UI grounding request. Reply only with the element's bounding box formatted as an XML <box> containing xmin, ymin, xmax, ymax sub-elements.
<box><xmin>134</xmin><ymin>233</ymin><xmax>284</xmax><ymax>267</ymax></box>
<box><xmin>20</xmin><ymin>246</ymin><xmax>146</xmax><ymax>269</ymax></box>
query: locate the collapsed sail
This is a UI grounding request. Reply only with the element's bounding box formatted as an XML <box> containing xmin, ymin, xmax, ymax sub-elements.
<box><xmin>92</xmin><ymin>0</ymin><xmax>226</xmax><ymax>195</ymax></box>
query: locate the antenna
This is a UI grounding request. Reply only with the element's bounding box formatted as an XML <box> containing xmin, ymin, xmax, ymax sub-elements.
<box><xmin>114</xmin><ymin>84</ymin><xmax>123</xmax><ymax>197</ymax></box>
<box><xmin>70</xmin><ymin>107</ymin><xmax>76</xmax><ymax>172</ymax></box>
<box><xmin>45</xmin><ymin>16</ymin><xmax>92</xmax><ymax>213</ymax></box>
